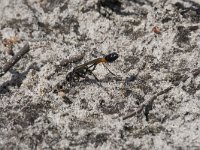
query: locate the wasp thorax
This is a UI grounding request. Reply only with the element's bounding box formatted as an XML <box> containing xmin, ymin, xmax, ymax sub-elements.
<box><xmin>105</xmin><ymin>52</ymin><xmax>119</xmax><ymax>62</ymax></box>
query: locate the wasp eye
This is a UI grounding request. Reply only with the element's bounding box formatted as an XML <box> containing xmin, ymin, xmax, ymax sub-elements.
<box><xmin>105</xmin><ymin>52</ymin><xmax>119</xmax><ymax>62</ymax></box>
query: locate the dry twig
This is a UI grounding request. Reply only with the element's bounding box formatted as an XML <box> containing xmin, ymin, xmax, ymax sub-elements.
<box><xmin>123</xmin><ymin>86</ymin><xmax>173</xmax><ymax>120</ymax></box>
<box><xmin>0</xmin><ymin>43</ymin><xmax>30</xmax><ymax>77</ymax></box>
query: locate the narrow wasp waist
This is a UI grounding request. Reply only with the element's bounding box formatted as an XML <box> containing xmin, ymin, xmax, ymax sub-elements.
<box><xmin>73</xmin><ymin>58</ymin><xmax>107</xmax><ymax>71</ymax></box>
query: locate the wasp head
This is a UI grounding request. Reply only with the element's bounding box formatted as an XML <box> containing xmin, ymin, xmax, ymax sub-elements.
<box><xmin>105</xmin><ymin>52</ymin><xmax>119</xmax><ymax>62</ymax></box>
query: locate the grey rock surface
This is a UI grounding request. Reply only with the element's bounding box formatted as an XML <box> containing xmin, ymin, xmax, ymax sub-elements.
<box><xmin>0</xmin><ymin>0</ymin><xmax>200</xmax><ymax>149</ymax></box>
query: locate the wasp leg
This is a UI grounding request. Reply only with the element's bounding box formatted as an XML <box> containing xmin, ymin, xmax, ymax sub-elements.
<box><xmin>87</xmin><ymin>69</ymin><xmax>99</xmax><ymax>82</ymax></box>
<box><xmin>75</xmin><ymin>71</ymin><xmax>86</xmax><ymax>79</ymax></box>
<box><xmin>102</xmin><ymin>63</ymin><xmax>116</xmax><ymax>76</ymax></box>
<box><xmin>88</xmin><ymin>64</ymin><xmax>97</xmax><ymax>71</ymax></box>
<box><xmin>65</xmin><ymin>72</ymin><xmax>74</xmax><ymax>86</ymax></box>
<box><xmin>66</xmin><ymin>72</ymin><xmax>72</xmax><ymax>82</ymax></box>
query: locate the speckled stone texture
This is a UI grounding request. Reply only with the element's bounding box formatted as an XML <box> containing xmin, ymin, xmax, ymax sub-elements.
<box><xmin>0</xmin><ymin>0</ymin><xmax>200</xmax><ymax>149</ymax></box>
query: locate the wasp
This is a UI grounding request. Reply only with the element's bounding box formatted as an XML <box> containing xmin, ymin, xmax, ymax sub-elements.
<box><xmin>66</xmin><ymin>52</ymin><xmax>119</xmax><ymax>83</ymax></box>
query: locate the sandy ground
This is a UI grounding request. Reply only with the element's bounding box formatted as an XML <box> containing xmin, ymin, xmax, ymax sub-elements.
<box><xmin>0</xmin><ymin>0</ymin><xmax>200</xmax><ymax>149</ymax></box>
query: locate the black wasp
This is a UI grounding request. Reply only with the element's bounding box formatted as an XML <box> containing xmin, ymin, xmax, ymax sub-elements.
<box><xmin>66</xmin><ymin>52</ymin><xmax>119</xmax><ymax>83</ymax></box>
